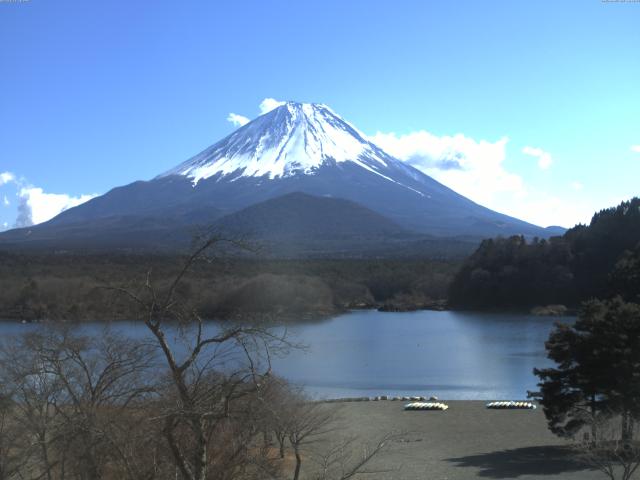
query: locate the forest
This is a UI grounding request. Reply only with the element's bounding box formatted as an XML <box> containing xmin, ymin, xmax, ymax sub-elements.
<box><xmin>448</xmin><ymin>198</ymin><xmax>640</xmax><ymax>310</ymax></box>
<box><xmin>0</xmin><ymin>252</ymin><xmax>457</xmax><ymax>322</ymax></box>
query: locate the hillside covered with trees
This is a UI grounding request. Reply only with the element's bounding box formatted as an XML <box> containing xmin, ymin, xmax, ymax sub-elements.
<box><xmin>449</xmin><ymin>198</ymin><xmax>640</xmax><ymax>310</ymax></box>
<box><xmin>0</xmin><ymin>253</ymin><xmax>457</xmax><ymax>322</ymax></box>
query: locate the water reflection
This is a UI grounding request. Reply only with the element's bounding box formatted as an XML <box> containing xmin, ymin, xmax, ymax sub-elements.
<box><xmin>271</xmin><ymin>310</ymin><xmax>565</xmax><ymax>399</ymax></box>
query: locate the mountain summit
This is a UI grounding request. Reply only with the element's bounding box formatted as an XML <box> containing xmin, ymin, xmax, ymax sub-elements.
<box><xmin>160</xmin><ymin>102</ymin><xmax>424</xmax><ymax>196</ymax></box>
<box><xmin>0</xmin><ymin>101</ymin><xmax>558</xmax><ymax>253</ymax></box>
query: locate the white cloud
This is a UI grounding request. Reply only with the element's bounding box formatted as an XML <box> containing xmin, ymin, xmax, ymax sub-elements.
<box><xmin>2</xmin><ymin>222</ymin><xmax>7</xmax><ymax>230</ymax></box>
<box><xmin>522</xmin><ymin>146</ymin><xmax>553</xmax><ymax>170</ymax></box>
<box><xmin>0</xmin><ymin>171</ymin><xmax>97</xmax><ymax>227</ymax></box>
<box><xmin>570</xmin><ymin>181</ymin><xmax>584</xmax><ymax>191</ymax></box>
<box><xmin>631</xmin><ymin>145</ymin><xmax>640</xmax><ymax>153</ymax></box>
<box><xmin>225</xmin><ymin>98</ymin><xmax>286</xmax><ymax>128</ymax></box>
<box><xmin>226</xmin><ymin>113</ymin><xmax>250</xmax><ymax>127</ymax></box>
<box><xmin>0</xmin><ymin>172</ymin><xmax>15</xmax><ymax>185</ymax></box>
<box><xmin>503</xmin><ymin>190</ymin><xmax>595</xmax><ymax>228</ymax></box>
<box><xmin>369</xmin><ymin>130</ymin><xmax>592</xmax><ymax>227</ymax></box>
<box><xmin>370</xmin><ymin>131</ymin><xmax>526</xmax><ymax>208</ymax></box>
<box><xmin>259</xmin><ymin>98</ymin><xmax>286</xmax><ymax>115</ymax></box>
<box><xmin>15</xmin><ymin>187</ymin><xmax>97</xmax><ymax>227</ymax></box>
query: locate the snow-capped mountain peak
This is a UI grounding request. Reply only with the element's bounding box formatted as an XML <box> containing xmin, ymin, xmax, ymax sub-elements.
<box><xmin>160</xmin><ymin>101</ymin><xmax>402</xmax><ymax>184</ymax></box>
<box><xmin>0</xmin><ymin>101</ymin><xmax>552</xmax><ymax>250</ymax></box>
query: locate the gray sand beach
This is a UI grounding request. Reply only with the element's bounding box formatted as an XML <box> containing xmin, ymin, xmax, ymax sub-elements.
<box><xmin>304</xmin><ymin>400</ymin><xmax>604</xmax><ymax>480</ymax></box>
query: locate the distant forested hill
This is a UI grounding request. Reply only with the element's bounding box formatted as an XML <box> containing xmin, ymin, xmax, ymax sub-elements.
<box><xmin>449</xmin><ymin>198</ymin><xmax>640</xmax><ymax>309</ymax></box>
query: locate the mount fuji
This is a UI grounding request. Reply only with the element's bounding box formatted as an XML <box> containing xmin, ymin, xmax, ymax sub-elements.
<box><xmin>0</xmin><ymin>102</ymin><xmax>559</xmax><ymax>255</ymax></box>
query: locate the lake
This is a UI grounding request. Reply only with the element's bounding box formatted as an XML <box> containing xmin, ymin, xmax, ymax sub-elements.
<box><xmin>0</xmin><ymin>309</ymin><xmax>568</xmax><ymax>400</ymax></box>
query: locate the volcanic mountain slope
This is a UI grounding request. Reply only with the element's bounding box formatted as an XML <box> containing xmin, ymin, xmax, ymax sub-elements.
<box><xmin>214</xmin><ymin>192</ymin><xmax>407</xmax><ymax>239</ymax></box>
<box><xmin>0</xmin><ymin>102</ymin><xmax>558</xmax><ymax>253</ymax></box>
<box><xmin>213</xmin><ymin>192</ymin><xmax>487</xmax><ymax>258</ymax></box>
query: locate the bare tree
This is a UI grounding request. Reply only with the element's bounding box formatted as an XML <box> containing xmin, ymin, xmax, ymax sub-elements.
<box><xmin>254</xmin><ymin>375</ymin><xmax>396</xmax><ymax>480</ymax></box>
<box><xmin>29</xmin><ymin>328</ymin><xmax>157</xmax><ymax>479</ymax></box>
<box><xmin>0</xmin><ymin>326</ymin><xmax>160</xmax><ymax>480</ymax></box>
<box><xmin>112</xmin><ymin>235</ymin><xmax>289</xmax><ymax>480</ymax></box>
<box><xmin>0</xmin><ymin>389</ymin><xmax>28</xmax><ymax>480</ymax></box>
<box><xmin>309</xmin><ymin>434</ymin><xmax>396</xmax><ymax>480</ymax></box>
<box><xmin>280</xmin><ymin>393</ymin><xmax>337</xmax><ymax>480</ymax></box>
<box><xmin>0</xmin><ymin>333</ymin><xmax>66</xmax><ymax>480</ymax></box>
<box><xmin>575</xmin><ymin>412</ymin><xmax>640</xmax><ymax>480</ymax></box>
<box><xmin>252</xmin><ymin>375</ymin><xmax>293</xmax><ymax>459</ymax></box>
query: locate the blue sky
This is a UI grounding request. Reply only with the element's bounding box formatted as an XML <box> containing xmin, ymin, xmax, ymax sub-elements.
<box><xmin>1</xmin><ymin>0</ymin><xmax>639</xmax><ymax>228</ymax></box>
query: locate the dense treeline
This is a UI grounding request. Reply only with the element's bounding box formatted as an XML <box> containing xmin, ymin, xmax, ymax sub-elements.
<box><xmin>449</xmin><ymin>198</ymin><xmax>640</xmax><ymax>310</ymax></box>
<box><xmin>0</xmin><ymin>253</ymin><xmax>458</xmax><ymax>321</ymax></box>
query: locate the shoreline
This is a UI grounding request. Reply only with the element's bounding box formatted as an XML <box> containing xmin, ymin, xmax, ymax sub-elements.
<box><xmin>318</xmin><ymin>395</ymin><xmax>537</xmax><ymax>403</ymax></box>
<box><xmin>313</xmin><ymin>400</ymin><xmax>600</xmax><ymax>479</ymax></box>
<box><xmin>0</xmin><ymin>301</ymin><xmax>578</xmax><ymax>324</ymax></box>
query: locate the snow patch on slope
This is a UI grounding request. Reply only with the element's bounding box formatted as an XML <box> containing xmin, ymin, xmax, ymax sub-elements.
<box><xmin>162</xmin><ymin>102</ymin><xmax>398</xmax><ymax>183</ymax></box>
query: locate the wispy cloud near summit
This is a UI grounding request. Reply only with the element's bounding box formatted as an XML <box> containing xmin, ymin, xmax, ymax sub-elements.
<box><xmin>259</xmin><ymin>98</ymin><xmax>285</xmax><ymax>114</ymax></box>
<box><xmin>226</xmin><ymin>113</ymin><xmax>250</xmax><ymax>127</ymax></box>
<box><xmin>226</xmin><ymin>98</ymin><xmax>286</xmax><ymax>128</ymax></box>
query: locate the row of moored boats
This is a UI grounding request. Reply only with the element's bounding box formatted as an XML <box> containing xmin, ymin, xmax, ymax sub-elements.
<box><xmin>403</xmin><ymin>400</ymin><xmax>537</xmax><ymax>411</ymax></box>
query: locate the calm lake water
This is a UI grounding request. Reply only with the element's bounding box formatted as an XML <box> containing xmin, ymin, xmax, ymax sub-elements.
<box><xmin>0</xmin><ymin>310</ymin><xmax>569</xmax><ymax>400</ymax></box>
